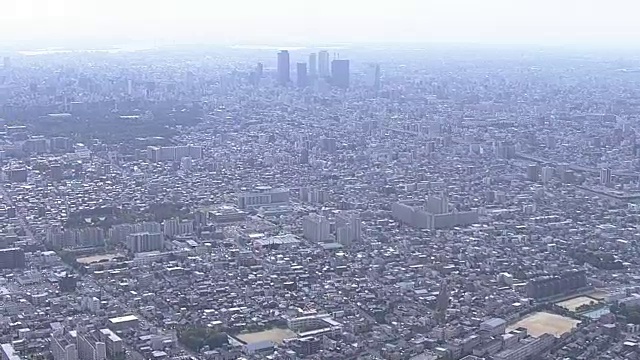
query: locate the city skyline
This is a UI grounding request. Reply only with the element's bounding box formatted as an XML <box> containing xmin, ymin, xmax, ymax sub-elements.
<box><xmin>0</xmin><ymin>2</ymin><xmax>640</xmax><ymax>359</ymax></box>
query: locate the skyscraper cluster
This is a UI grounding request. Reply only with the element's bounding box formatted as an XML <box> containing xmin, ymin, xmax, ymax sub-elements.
<box><xmin>276</xmin><ymin>49</ymin><xmax>352</xmax><ymax>89</ymax></box>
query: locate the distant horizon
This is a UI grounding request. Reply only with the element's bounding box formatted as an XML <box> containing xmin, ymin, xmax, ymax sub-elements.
<box><xmin>5</xmin><ymin>41</ymin><xmax>640</xmax><ymax>57</ymax></box>
<box><xmin>3</xmin><ymin>0</ymin><xmax>640</xmax><ymax>52</ymax></box>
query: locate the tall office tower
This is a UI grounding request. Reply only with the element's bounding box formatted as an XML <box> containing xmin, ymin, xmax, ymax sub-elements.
<box><xmin>256</xmin><ymin>62</ymin><xmax>264</xmax><ymax>78</ymax></box>
<box><xmin>277</xmin><ymin>50</ymin><xmax>290</xmax><ymax>85</ymax></box>
<box><xmin>308</xmin><ymin>53</ymin><xmax>317</xmax><ymax>77</ymax></box>
<box><xmin>296</xmin><ymin>62</ymin><xmax>308</xmax><ymax>87</ymax></box>
<box><xmin>318</xmin><ymin>50</ymin><xmax>330</xmax><ymax>77</ymax></box>
<box><xmin>3</xmin><ymin>57</ymin><xmax>10</xmax><ymax>70</ymax></box>
<box><xmin>331</xmin><ymin>59</ymin><xmax>350</xmax><ymax>89</ymax></box>
<box><xmin>366</xmin><ymin>63</ymin><xmax>381</xmax><ymax>91</ymax></box>
<box><xmin>435</xmin><ymin>281</ymin><xmax>450</xmax><ymax>324</ymax></box>
<box><xmin>600</xmin><ymin>168</ymin><xmax>612</xmax><ymax>185</ymax></box>
<box><xmin>527</xmin><ymin>164</ymin><xmax>540</xmax><ymax>182</ymax></box>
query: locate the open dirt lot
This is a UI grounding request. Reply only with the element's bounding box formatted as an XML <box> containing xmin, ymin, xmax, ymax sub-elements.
<box><xmin>76</xmin><ymin>253</ymin><xmax>122</xmax><ymax>264</ymax></box>
<box><xmin>556</xmin><ymin>296</ymin><xmax>599</xmax><ymax>312</ymax></box>
<box><xmin>236</xmin><ymin>328</ymin><xmax>297</xmax><ymax>344</ymax></box>
<box><xmin>508</xmin><ymin>312</ymin><xmax>580</xmax><ymax>338</ymax></box>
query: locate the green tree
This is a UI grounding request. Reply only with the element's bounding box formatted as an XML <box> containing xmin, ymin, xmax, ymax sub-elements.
<box><xmin>177</xmin><ymin>327</ymin><xmax>228</xmax><ymax>352</ymax></box>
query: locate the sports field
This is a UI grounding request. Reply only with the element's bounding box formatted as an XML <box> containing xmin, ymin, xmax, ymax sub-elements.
<box><xmin>508</xmin><ymin>312</ymin><xmax>580</xmax><ymax>338</ymax></box>
<box><xmin>236</xmin><ymin>328</ymin><xmax>297</xmax><ymax>344</ymax></box>
<box><xmin>556</xmin><ymin>296</ymin><xmax>598</xmax><ymax>312</ymax></box>
<box><xmin>76</xmin><ymin>253</ymin><xmax>123</xmax><ymax>264</ymax></box>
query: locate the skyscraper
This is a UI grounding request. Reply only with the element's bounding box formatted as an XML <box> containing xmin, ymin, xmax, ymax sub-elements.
<box><xmin>277</xmin><ymin>50</ymin><xmax>290</xmax><ymax>85</ymax></box>
<box><xmin>600</xmin><ymin>168</ymin><xmax>612</xmax><ymax>185</ymax></box>
<box><xmin>318</xmin><ymin>50</ymin><xmax>330</xmax><ymax>77</ymax></box>
<box><xmin>367</xmin><ymin>63</ymin><xmax>381</xmax><ymax>91</ymax></box>
<box><xmin>296</xmin><ymin>62</ymin><xmax>308</xmax><ymax>88</ymax></box>
<box><xmin>331</xmin><ymin>59</ymin><xmax>350</xmax><ymax>89</ymax></box>
<box><xmin>308</xmin><ymin>53</ymin><xmax>317</xmax><ymax>78</ymax></box>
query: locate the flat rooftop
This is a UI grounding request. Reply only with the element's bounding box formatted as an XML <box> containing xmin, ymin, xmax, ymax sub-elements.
<box><xmin>109</xmin><ymin>315</ymin><xmax>139</xmax><ymax>324</ymax></box>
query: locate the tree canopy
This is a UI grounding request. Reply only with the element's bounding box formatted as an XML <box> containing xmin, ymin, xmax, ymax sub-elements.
<box><xmin>177</xmin><ymin>327</ymin><xmax>228</xmax><ymax>352</ymax></box>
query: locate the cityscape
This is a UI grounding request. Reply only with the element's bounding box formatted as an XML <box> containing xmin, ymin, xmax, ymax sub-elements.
<box><xmin>1</xmin><ymin>16</ymin><xmax>640</xmax><ymax>360</ymax></box>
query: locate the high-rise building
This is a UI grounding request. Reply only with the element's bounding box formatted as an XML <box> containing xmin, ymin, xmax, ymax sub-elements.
<box><xmin>59</xmin><ymin>274</ymin><xmax>77</xmax><ymax>293</ymax></box>
<box><xmin>0</xmin><ymin>248</ymin><xmax>25</xmax><ymax>269</ymax></box>
<box><xmin>496</xmin><ymin>142</ymin><xmax>516</xmax><ymax>159</ymax></box>
<box><xmin>3</xmin><ymin>57</ymin><xmax>10</xmax><ymax>70</ymax></box>
<box><xmin>51</xmin><ymin>335</ymin><xmax>78</xmax><ymax>360</ymax></box>
<box><xmin>600</xmin><ymin>168</ymin><xmax>612</xmax><ymax>185</ymax></box>
<box><xmin>541</xmin><ymin>167</ymin><xmax>554</xmax><ymax>183</ymax></box>
<box><xmin>77</xmin><ymin>331</ymin><xmax>106</xmax><ymax>360</ymax></box>
<box><xmin>308</xmin><ymin>53</ymin><xmax>317</xmax><ymax>77</ymax></box>
<box><xmin>277</xmin><ymin>50</ymin><xmax>290</xmax><ymax>85</ymax></box>
<box><xmin>98</xmin><ymin>329</ymin><xmax>124</xmax><ymax>360</ymax></box>
<box><xmin>302</xmin><ymin>213</ymin><xmax>330</xmax><ymax>242</ymax></box>
<box><xmin>525</xmin><ymin>270</ymin><xmax>586</xmax><ymax>299</ymax></box>
<box><xmin>126</xmin><ymin>232</ymin><xmax>163</xmax><ymax>253</ymax></box>
<box><xmin>331</xmin><ymin>59</ymin><xmax>350</xmax><ymax>89</ymax></box>
<box><xmin>318</xmin><ymin>51</ymin><xmax>330</xmax><ymax>77</ymax></box>
<box><xmin>336</xmin><ymin>212</ymin><xmax>362</xmax><ymax>245</ymax></box>
<box><xmin>296</xmin><ymin>62</ymin><xmax>308</xmax><ymax>88</ymax></box>
<box><xmin>426</xmin><ymin>192</ymin><xmax>449</xmax><ymax>215</ymax></box>
<box><xmin>162</xmin><ymin>218</ymin><xmax>180</xmax><ymax>237</ymax></box>
<box><xmin>435</xmin><ymin>281</ymin><xmax>450</xmax><ymax>324</ymax></box>
<box><xmin>527</xmin><ymin>164</ymin><xmax>540</xmax><ymax>182</ymax></box>
<box><xmin>366</xmin><ymin>63</ymin><xmax>381</xmax><ymax>91</ymax></box>
<box><xmin>300</xmin><ymin>148</ymin><xmax>309</xmax><ymax>164</ymax></box>
<box><xmin>256</xmin><ymin>62</ymin><xmax>263</xmax><ymax>78</ymax></box>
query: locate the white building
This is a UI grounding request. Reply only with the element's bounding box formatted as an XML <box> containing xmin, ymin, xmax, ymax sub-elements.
<box><xmin>600</xmin><ymin>168</ymin><xmax>612</xmax><ymax>185</ymax></box>
<box><xmin>303</xmin><ymin>213</ymin><xmax>330</xmax><ymax>242</ymax></box>
<box><xmin>98</xmin><ymin>329</ymin><xmax>124</xmax><ymax>359</ymax></box>
<box><xmin>335</xmin><ymin>212</ymin><xmax>362</xmax><ymax>245</ymax></box>
<box><xmin>162</xmin><ymin>219</ymin><xmax>193</xmax><ymax>237</ymax></box>
<box><xmin>1</xmin><ymin>344</ymin><xmax>21</xmax><ymax>360</ymax></box>
<box><xmin>126</xmin><ymin>232</ymin><xmax>163</xmax><ymax>253</ymax></box>
<box><xmin>82</xmin><ymin>297</ymin><xmax>100</xmax><ymax>313</ymax></box>
<box><xmin>77</xmin><ymin>332</ymin><xmax>106</xmax><ymax>360</ymax></box>
<box><xmin>109</xmin><ymin>222</ymin><xmax>161</xmax><ymax>243</ymax></box>
<box><xmin>237</xmin><ymin>187</ymin><xmax>290</xmax><ymax>209</ymax></box>
<box><xmin>162</xmin><ymin>218</ymin><xmax>180</xmax><ymax>237</ymax></box>
<box><xmin>51</xmin><ymin>335</ymin><xmax>78</xmax><ymax>360</ymax></box>
<box><xmin>147</xmin><ymin>145</ymin><xmax>202</xmax><ymax>162</ymax></box>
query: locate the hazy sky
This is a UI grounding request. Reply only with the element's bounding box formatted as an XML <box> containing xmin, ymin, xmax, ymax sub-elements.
<box><xmin>1</xmin><ymin>0</ymin><xmax>640</xmax><ymax>47</ymax></box>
